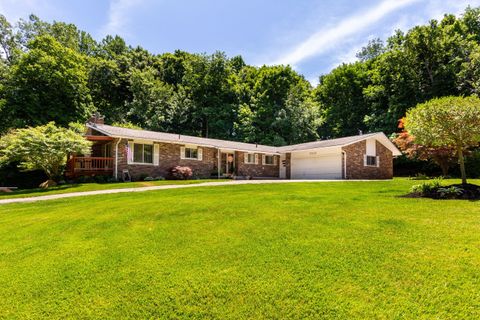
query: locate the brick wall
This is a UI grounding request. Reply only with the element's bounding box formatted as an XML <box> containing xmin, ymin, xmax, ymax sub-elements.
<box><xmin>342</xmin><ymin>140</ymin><xmax>393</xmax><ymax>179</ymax></box>
<box><xmin>115</xmin><ymin>139</ymin><xmax>217</xmax><ymax>180</ymax></box>
<box><xmin>234</xmin><ymin>151</ymin><xmax>279</xmax><ymax>177</ymax></box>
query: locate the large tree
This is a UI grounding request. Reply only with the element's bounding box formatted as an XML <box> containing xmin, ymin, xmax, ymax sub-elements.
<box><xmin>5</xmin><ymin>35</ymin><xmax>94</xmax><ymax>129</ymax></box>
<box><xmin>404</xmin><ymin>96</ymin><xmax>480</xmax><ymax>184</ymax></box>
<box><xmin>0</xmin><ymin>122</ymin><xmax>91</xmax><ymax>182</ymax></box>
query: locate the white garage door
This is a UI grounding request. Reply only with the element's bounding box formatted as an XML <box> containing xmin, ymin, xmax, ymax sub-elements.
<box><xmin>291</xmin><ymin>152</ymin><xmax>342</xmax><ymax>179</ymax></box>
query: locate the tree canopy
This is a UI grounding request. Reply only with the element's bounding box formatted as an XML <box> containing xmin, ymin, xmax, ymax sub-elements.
<box><xmin>0</xmin><ymin>122</ymin><xmax>91</xmax><ymax>180</ymax></box>
<box><xmin>405</xmin><ymin>96</ymin><xmax>480</xmax><ymax>183</ymax></box>
<box><xmin>1</xmin><ymin>7</ymin><xmax>480</xmax><ymax>154</ymax></box>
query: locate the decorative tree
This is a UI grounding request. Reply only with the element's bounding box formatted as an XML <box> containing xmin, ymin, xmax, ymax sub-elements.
<box><xmin>405</xmin><ymin>96</ymin><xmax>480</xmax><ymax>184</ymax></box>
<box><xmin>393</xmin><ymin>118</ymin><xmax>458</xmax><ymax>176</ymax></box>
<box><xmin>0</xmin><ymin>122</ymin><xmax>91</xmax><ymax>184</ymax></box>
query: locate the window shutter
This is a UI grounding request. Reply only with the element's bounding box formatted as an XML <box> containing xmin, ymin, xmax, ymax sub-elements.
<box><xmin>180</xmin><ymin>146</ymin><xmax>185</xmax><ymax>159</ymax></box>
<box><xmin>254</xmin><ymin>154</ymin><xmax>259</xmax><ymax>164</ymax></box>
<box><xmin>244</xmin><ymin>153</ymin><xmax>248</xmax><ymax>163</ymax></box>
<box><xmin>127</xmin><ymin>141</ymin><xmax>134</xmax><ymax>164</ymax></box>
<box><xmin>198</xmin><ymin>148</ymin><xmax>203</xmax><ymax>161</ymax></box>
<box><xmin>376</xmin><ymin>156</ymin><xmax>380</xmax><ymax>168</ymax></box>
<box><xmin>153</xmin><ymin>144</ymin><xmax>159</xmax><ymax>166</ymax></box>
<box><xmin>262</xmin><ymin>154</ymin><xmax>266</xmax><ymax>165</ymax></box>
<box><xmin>363</xmin><ymin>154</ymin><xmax>367</xmax><ymax>167</ymax></box>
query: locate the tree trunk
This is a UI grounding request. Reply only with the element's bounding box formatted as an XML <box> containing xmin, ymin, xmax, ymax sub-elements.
<box><xmin>457</xmin><ymin>145</ymin><xmax>467</xmax><ymax>185</ymax></box>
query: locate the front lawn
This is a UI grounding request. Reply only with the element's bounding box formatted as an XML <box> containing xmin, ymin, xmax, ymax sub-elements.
<box><xmin>0</xmin><ymin>179</ymin><xmax>479</xmax><ymax>318</ymax></box>
<box><xmin>0</xmin><ymin>179</ymin><xmax>229</xmax><ymax>199</ymax></box>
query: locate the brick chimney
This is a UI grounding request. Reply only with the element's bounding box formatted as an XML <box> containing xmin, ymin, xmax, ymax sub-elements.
<box><xmin>88</xmin><ymin>112</ymin><xmax>104</xmax><ymax>125</ymax></box>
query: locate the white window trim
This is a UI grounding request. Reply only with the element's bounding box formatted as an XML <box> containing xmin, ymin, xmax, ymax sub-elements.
<box><xmin>181</xmin><ymin>146</ymin><xmax>203</xmax><ymax>161</ymax></box>
<box><xmin>364</xmin><ymin>154</ymin><xmax>378</xmax><ymax>167</ymax></box>
<box><xmin>130</xmin><ymin>142</ymin><xmax>154</xmax><ymax>165</ymax></box>
<box><xmin>244</xmin><ymin>153</ymin><xmax>256</xmax><ymax>164</ymax></box>
<box><xmin>262</xmin><ymin>154</ymin><xmax>277</xmax><ymax>166</ymax></box>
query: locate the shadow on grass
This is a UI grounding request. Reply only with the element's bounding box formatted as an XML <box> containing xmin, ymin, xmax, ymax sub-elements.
<box><xmin>0</xmin><ymin>184</ymin><xmax>84</xmax><ymax>198</ymax></box>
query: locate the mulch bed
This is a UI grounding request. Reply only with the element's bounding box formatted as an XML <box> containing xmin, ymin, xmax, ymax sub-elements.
<box><xmin>404</xmin><ymin>183</ymin><xmax>480</xmax><ymax>200</ymax></box>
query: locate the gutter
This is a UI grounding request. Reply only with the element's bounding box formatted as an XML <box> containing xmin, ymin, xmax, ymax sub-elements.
<box><xmin>342</xmin><ymin>150</ymin><xmax>347</xmax><ymax>180</ymax></box>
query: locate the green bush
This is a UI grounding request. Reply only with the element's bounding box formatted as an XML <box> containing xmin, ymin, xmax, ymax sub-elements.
<box><xmin>437</xmin><ymin>186</ymin><xmax>464</xmax><ymax>199</ymax></box>
<box><xmin>410</xmin><ymin>177</ymin><xmax>443</xmax><ymax>195</ymax></box>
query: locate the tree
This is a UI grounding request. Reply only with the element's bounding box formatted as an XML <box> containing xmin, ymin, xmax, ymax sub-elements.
<box><xmin>393</xmin><ymin>118</ymin><xmax>458</xmax><ymax>176</ymax></box>
<box><xmin>356</xmin><ymin>38</ymin><xmax>385</xmax><ymax>62</ymax></box>
<box><xmin>315</xmin><ymin>62</ymin><xmax>370</xmax><ymax>137</ymax></box>
<box><xmin>0</xmin><ymin>122</ymin><xmax>91</xmax><ymax>181</ymax></box>
<box><xmin>5</xmin><ymin>35</ymin><xmax>94</xmax><ymax>129</ymax></box>
<box><xmin>404</xmin><ymin>96</ymin><xmax>480</xmax><ymax>184</ymax></box>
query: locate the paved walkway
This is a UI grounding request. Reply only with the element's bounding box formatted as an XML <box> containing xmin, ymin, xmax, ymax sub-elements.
<box><xmin>0</xmin><ymin>179</ymin><xmax>359</xmax><ymax>205</ymax></box>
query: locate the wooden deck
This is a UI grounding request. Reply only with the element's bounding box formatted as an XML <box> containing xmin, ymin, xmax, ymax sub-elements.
<box><xmin>65</xmin><ymin>157</ymin><xmax>114</xmax><ymax>178</ymax></box>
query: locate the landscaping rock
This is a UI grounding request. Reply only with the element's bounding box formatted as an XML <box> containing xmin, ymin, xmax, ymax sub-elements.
<box><xmin>39</xmin><ymin>180</ymin><xmax>57</xmax><ymax>189</ymax></box>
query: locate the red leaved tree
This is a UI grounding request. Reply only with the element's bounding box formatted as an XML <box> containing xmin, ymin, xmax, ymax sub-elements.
<box><xmin>393</xmin><ymin>118</ymin><xmax>458</xmax><ymax>176</ymax></box>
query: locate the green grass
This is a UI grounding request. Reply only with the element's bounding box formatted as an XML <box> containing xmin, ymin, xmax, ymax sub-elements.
<box><xmin>0</xmin><ymin>179</ymin><xmax>229</xmax><ymax>199</ymax></box>
<box><xmin>0</xmin><ymin>179</ymin><xmax>479</xmax><ymax>319</ymax></box>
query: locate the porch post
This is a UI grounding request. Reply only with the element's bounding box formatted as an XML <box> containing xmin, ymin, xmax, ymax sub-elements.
<box><xmin>114</xmin><ymin>139</ymin><xmax>121</xmax><ymax>180</ymax></box>
<box><xmin>217</xmin><ymin>148</ymin><xmax>220</xmax><ymax>179</ymax></box>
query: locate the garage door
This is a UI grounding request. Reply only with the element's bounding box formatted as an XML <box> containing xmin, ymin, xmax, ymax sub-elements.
<box><xmin>291</xmin><ymin>152</ymin><xmax>342</xmax><ymax>179</ymax></box>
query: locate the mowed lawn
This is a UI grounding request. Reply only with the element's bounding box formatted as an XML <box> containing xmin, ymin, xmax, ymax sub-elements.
<box><xmin>0</xmin><ymin>179</ymin><xmax>479</xmax><ymax>319</ymax></box>
<box><xmin>0</xmin><ymin>179</ymin><xmax>229</xmax><ymax>199</ymax></box>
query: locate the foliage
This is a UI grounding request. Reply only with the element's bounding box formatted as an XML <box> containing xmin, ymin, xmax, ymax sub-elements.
<box><xmin>2</xmin><ymin>8</ymin><xmax>480</xmax><ymax>154</ymax></box>
<box><xmin>393</xmin><ymin>118</ymin><xmax>458</xmax><ymax>176</ymax></box>
<box><xmin>110</xmin><ymin>121</ymin><xmax>142</xmax><ymax>130</ymax></box>
<box><xmin>169</xmin><ymin>166</ymin><xmax>193</xmax><ymax>180</ymax></box>
<box><xmin>405</xmin><ymin>96</ymin><xmax>480</xmax><ymax>183</ymax></box>
<box><xmin>4</xmin><ymin>35</ymin><xmax>94</xmax><ymax>130</ymax></box>
<box><xmin>437</xmin><ymin>186</ymin><xmax>464</xmax><ymax>199</ymax></box>
<box><xmin>410</xmin><ymin>177</ymin><xmax>444</xmax><ymax>194</ymax></box>
<box><xmin>0</xmin><ymin>122</ymin><xmax>91</xmax><ymax>180</ymax></box>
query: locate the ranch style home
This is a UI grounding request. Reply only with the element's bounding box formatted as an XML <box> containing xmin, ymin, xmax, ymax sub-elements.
<box><xmin>66</xmin><ymin>116</ymin><xmax>402</xmax><ymax>180</ymax></box>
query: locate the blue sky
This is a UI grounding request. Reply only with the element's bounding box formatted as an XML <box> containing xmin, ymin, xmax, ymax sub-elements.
<box><xmin>1</xmin><ymin>0</ymin><xmax>479</xmax><ymax>83</ymax></box>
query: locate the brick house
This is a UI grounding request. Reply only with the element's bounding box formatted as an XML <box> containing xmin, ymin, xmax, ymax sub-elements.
<box><xmin>66</xmin><ymin>116</ymin><xmax>401</xmax><ymax>180</ymax></box>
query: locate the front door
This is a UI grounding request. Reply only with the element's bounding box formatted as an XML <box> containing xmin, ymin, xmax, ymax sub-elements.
<box><xmin>221</xmin><ymin>152</ymin><xmax>235</xmax><ymax>175</ymax></box>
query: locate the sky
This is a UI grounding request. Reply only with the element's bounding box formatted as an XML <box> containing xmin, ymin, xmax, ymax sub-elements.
<box><xmin>1</xmin><ymin>0</ymin><xmax>480</xmax><ymax>84</ymax></box>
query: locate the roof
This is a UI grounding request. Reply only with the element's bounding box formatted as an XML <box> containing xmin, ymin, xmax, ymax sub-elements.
<box><xmin>87</xmin><ymin>123</ymin><xmax>402</xmax><ymax>156</ymax></box>
<box><xmin>87</xmin><ymin>123</ymin><xmax>278</xmax><ymax>154</ymax></box>
<box><xmin>278</xmin><ymin>132</ymin><xmax>402</xmax><ymax>156</ymax></box>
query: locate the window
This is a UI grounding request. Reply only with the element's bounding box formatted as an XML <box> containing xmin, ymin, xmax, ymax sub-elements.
<box><xmin>133</xmin><ymin>143</ymin><xmax>153</xmax><ymax>164</ymax></box>
<box><xmin>264</xmin><ymin>155</ymin><xmax>275</xmax><ymax>165</ymax></box>
<box><xmin>245</xmin><ymin>153</ymin><xmax>255</xmax><ymax>164</ymax></box>
<box><xmin>366</xmin><ymin>155</ymin><xmax>377</xmax><ymax>166</ymax></box>
<box><xmin>184</xmin><ymin>147</ymin><xmax>198</xmax><ymax>160</ymax></box>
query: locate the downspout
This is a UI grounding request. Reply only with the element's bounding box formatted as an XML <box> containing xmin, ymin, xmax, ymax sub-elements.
<box><xmin>114</xmin><ymin>139</ymin><xmax>121</xmax><ymax>180</ymax></box>
<box><xmin>342</xmin><ymin>150</ymin><xmax>347</xmax><ymax>180</ymax></box>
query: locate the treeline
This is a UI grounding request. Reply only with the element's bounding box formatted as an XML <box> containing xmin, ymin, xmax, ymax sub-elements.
<box><xmin>1</xmin><ymin>7</ymin><xmax>480</xmax><ymax>146</ymax></box>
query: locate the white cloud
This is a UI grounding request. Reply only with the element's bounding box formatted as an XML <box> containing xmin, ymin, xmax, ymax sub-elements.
<box><xmin>100</xmin><ymin>0</ymin><xmax>145</xmax><ymax>37</ymax></box>
<box><xmin>270</xmin><ymin>0</ymin><xmax>421</xmax><ymax>66</ymax></box>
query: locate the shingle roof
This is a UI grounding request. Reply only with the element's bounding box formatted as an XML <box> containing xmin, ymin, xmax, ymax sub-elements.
<box><xmin>88</xmin><ymin>124</ymin><xmax>278</xmax><ymax>153</ymax></box>
<box><xmin>87</xmin><ymin>123</ymin><xmax>402</xmax><ymax>156</ymax></box>
<box><xmin>277</xmin><ymin>132</ymin><xmax>379</xmax><ymax>152</ymax></box>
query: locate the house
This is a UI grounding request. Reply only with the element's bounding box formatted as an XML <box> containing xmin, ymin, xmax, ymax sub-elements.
<box><xmin>65</xmin><ymin>115</ymin><xmax>401</xmax><ymax>180</ymax></box>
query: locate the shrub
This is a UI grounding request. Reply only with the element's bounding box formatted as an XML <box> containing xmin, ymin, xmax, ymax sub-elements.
<box><xmin>410</xmin><ymin>177</ymin><xmax>443</xmax><ymax>195</ymax></box>
<box><xmin>144</xmin><ymin>176</ymin><xmax>154</xmax><ymax>181</ymax></box>
<box><xmin>93</xmin><ymin>175</ymin><xmax>107</xmax><ymax>183</ymax></box>
<box><xmin>154</xmin><ymin>176</ymin><xmax>165</xmax><ymax>181</ymax></box>
<box><xmin>437</xmin><ymin>186</ymin><xmax>464</xmax><ymax>199</ymax></box>
<box><xmin>137</xmin><ymin>173</ymin><xmax>149</xmax><ymax>181</ymax></box>
<box><xmin>169</xmin><ymin>166</ymin><xmax>193</xmax><ymax>180</ymax></box>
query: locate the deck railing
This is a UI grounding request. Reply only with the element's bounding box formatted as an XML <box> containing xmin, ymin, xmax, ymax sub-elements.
<box><xmin>66</xmin><ymin>157</ymin><xmax>114</xmax><ymax>176</ymax></box>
